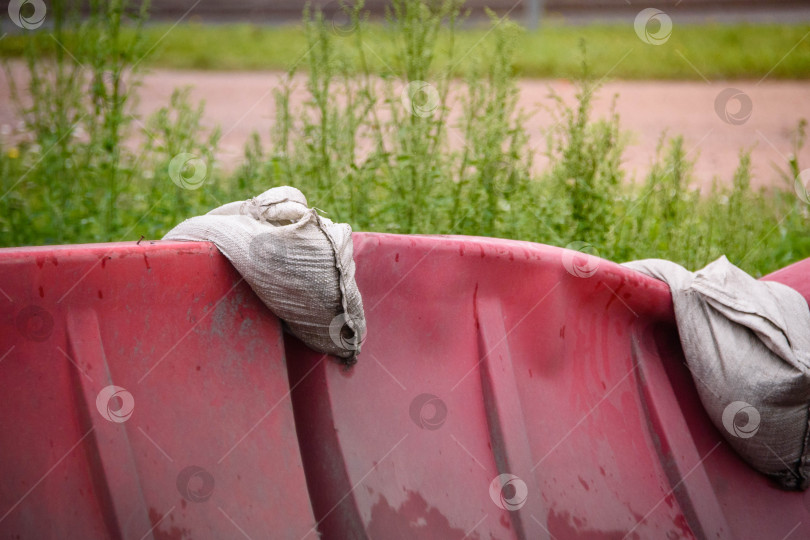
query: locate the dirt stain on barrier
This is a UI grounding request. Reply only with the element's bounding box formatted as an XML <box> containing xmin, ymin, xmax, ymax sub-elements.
<box><xmin>367</xmin><ymin>490</ymin><xmax>479</xmax><ymax>540</ymax></box>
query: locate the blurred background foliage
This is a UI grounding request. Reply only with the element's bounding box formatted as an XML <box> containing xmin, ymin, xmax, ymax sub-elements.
<box><xmin>1</xmin><ymin>0</ymin><xmax>808</xmax><ymax>276</ymax></box>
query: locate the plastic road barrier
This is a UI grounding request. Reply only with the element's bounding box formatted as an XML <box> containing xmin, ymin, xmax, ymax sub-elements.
<box><xmin>2</xmin><ymin>233</ymin><xmax>810</xmax><ymax>539</ymax></box>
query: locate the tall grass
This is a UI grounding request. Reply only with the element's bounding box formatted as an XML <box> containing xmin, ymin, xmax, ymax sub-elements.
<box><xmin>1</xmin><ymin>0</ymin><xmax>808</xmax><ymax>276</ymax></box>
<box><xmin>0</xmin><ymin>0</ymin><xmax>225</xmax><ymax>245</ymax></box>
<box><xmin>3</xmin><ymin>20</ymin><xmax>809</xmax><ymax>80</ymax></box>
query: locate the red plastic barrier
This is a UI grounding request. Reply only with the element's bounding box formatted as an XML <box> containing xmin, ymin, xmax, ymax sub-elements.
<box><xmin>1</xmin><ymin>234</ymin><xmax>809</xmax><ymax>539</ymax></box>
<box><xmin>0</xmin><ymin>241</ymin><xmax>314</xmax><ymax>539</ymax></box>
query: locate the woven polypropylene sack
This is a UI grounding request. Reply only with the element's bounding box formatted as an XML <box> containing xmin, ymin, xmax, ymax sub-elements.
<box><xmin>624</xmin><ymin>256</ymin><xmax>810</xmax><ymax>490</ymax></box>
<box><xmin>164</xmin><ymin>186</ymin><xmax>365</xmax><ymax>364</ymax></box>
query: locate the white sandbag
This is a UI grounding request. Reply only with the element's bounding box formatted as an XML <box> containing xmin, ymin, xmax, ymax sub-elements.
<box><xmin>624</xmin><ymin>256</ymin><xmax>810</xmax><ymax>490</ymax></box>
<box><xmin>164</xmin><ymin>186</ymin><xmax>365</xmax><ymax>365</ymax></box>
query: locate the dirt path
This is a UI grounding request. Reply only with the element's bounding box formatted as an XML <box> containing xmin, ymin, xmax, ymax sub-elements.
<box><xmin>2</xmin><ymin>69</ymin><xmax>808</xmax><ymax>188</ymax></box>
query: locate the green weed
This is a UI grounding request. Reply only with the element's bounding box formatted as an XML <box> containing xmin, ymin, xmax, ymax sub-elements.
<box><xmin>1</xmin><ymin>0</ymin><xmax>808</xmax><ymax>277</ymax></box>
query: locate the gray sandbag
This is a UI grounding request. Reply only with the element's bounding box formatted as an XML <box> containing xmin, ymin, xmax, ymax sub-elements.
<box><xmin>164</xmin><ymin>186</ymin><xmax>365</xmax><ymax>365</ymax></box>
<box><xmin>624</xmin><ymin>256</ymin><xmax>810</xmax><ymax>490</ymax></box>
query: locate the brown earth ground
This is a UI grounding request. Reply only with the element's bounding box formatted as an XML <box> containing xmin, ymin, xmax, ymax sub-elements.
<box><xmin>1</xmin><ymin>68</ymin><xmax>808</xmax><ymax>190</ymax></box>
